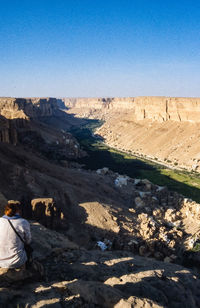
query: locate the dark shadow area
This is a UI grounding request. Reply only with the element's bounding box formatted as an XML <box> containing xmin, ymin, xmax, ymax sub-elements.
<box><xmin>0</xmin><ymin>252</ymin><xmax>199</xmax><ymax>307</ymax></box>
<box><xmin>56</xmin><ymin>98</ymin><xmax>69</xmax><ymax>110</ymax></box>
<box><xmin>41</xmin><ymin>250</ymin><xmax>200</xmax><ymax>308</ymax></box>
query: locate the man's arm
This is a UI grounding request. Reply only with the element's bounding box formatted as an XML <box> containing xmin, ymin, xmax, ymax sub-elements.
<box><xmin>23</xmin><ymin>220</ymin><xmax>31</xmax><ymax>244</ymax></box>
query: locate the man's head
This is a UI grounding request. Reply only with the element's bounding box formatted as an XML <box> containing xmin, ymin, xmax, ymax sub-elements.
<box><xmin>4</xmin><ymin>201</ymin><xmax>21</xmax><ymax>217</ymax></box>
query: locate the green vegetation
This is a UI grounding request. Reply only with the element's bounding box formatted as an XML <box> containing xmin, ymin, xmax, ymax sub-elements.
<box><xmin>191</xmin><ymin>243</ymin><xmax>200</xmax><ymax>252</ymax></box>
<box><xmin>70</xmin><ymin>120</ymin><xmax>200</xmax><ymax>203</ymax></box>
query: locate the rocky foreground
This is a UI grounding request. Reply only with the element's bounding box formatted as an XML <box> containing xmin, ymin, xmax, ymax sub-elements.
<box><xmin>0</xmin><ymin>222</ymin><xmax>200</xmax><ymax>308</ymax></box>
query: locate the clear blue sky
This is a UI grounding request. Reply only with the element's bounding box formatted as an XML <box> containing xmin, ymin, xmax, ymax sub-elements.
<box><xmin>0</xmin><ymin>0</ymin><xmax>200</xmax><ymax>97</ymax></box>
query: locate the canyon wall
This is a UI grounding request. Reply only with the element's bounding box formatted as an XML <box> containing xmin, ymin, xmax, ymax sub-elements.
<box><xmin>0</xmin><ymin>97</ymin><xmax>59</xmax><ymax>144</ymax></box>
<box><xmin>134</xmin><ymin>96</ymin><xmax>200</xmax><ymax>122</ymax></box>
<box><xmin>0</xmin><ymin>97</ymin><xmax>83</xmax><ymax>159</ymax></box>
<box><xmin>0</xmin><ymin>97</ymin><xmax>58</xmax><ymax>120</ymax></box>
<box><xmin>63</xmin><ymin>97</ymin><xmax>135</xmax><ymax>110</ymax></box>
<box><xmin>62</xmin><ymin>97</ymin><xmax>135</xmax><ymax>119</ymax></box>
<box><xmin>63</xmin><ymin>96</ymin><xmax>200</xmax><ymax>123</ymax></box>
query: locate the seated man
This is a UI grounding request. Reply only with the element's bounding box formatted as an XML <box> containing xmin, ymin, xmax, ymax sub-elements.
<box><xmin>0</xmin><ymin>202</ymin><xmax>31</xmax><ymax>269</ymax></box>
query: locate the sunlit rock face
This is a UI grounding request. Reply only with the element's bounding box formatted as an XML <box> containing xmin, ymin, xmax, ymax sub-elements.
<box><xmin>62</xmin><ymin>96</ymin><xmax>200</xmax><ymax>123</ymax></box>
<box><xmin>0</xmin><ymin>97</ymin><xmax>58</xmax><ymax>120</ymax></box>
<box><xmin>134</xmin><ymin>96</ymin><xmax>200</xmax><ymax>122</ymax></box>
<box><xmin>62</xmin><ymin>97</ymin><xmax>135</xmax><ymax>120</ymax></box>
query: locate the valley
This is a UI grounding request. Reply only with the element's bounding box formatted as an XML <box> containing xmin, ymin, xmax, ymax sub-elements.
<box><xmin>70</xmin><ymin>118</ymin><xmax>200</xmax><ymax>203</ymax></box>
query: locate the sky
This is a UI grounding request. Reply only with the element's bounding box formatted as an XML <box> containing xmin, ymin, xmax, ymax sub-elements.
<box><xmin>0</xmin><ymin>0</ymin><xmax>200</xmax><ymax>97</ymax></box>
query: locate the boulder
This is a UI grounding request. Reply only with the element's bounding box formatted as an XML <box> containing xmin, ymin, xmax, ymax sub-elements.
<box><xmin>31</xmin><ymin>198</ymin><xmax>65</xmax><ymax>228</ymax></box>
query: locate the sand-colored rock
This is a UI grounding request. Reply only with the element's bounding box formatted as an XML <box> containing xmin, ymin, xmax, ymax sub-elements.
<box><xmin>63</xmin><ymin>96</ymin><xmax>200</xmax><ymax>123</ymax></box>
<box><xmin>0</xmin><ymin>97</ymin><xmax>58</xmax><ymax>120</ymax></box>
<box><xmin>79</xmin><ymin>201</ymin><xmax>120</xmax><ymax>234</ymax></box>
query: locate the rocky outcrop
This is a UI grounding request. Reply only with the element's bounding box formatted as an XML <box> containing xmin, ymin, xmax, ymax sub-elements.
<box><xmin>0</xmin><ymin>97</ymin><xmax>58</xmax><ymax>145</ymax></box>
<box><xmin>0</xmin><ymin>97</ymin><xmax>59</xmax><ymax>145</ymax></box>
<box><xmin>0</xmin><ymin>98</ymin><xmax>83</xmax><ymax>159</ymax></box>
<box><xmin>31</xmin><ymin>198</ymin><xmax>66</xmax><ymax>229</ymax></box>
<box><xmin>0</xmin><ymin>97</ymin><xmax>58</xmax><ymax>120</ymax></box>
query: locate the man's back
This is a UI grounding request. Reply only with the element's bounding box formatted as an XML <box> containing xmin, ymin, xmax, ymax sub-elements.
<box><xmin>0</xmin><ymin>216</ymin><xmax>31</xmax><ymax>268</ymax></box>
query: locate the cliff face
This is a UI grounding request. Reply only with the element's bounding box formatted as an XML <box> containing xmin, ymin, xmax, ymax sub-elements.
<box><xmin>134</xmin><ymin>96</ymin><xmax>200</xmax><ymax>122</ymax></box>
<box><xmin>63</xmin><ymin>97</ymin><xmax>135</xmax><ymax>110</ymax></box>
<box><xmin>0</xmin><ymin>97</ymin><xmax>83</xmax><ymax>159</ymax></box>
<box><xmin>0</xmin><ymin>97</ymin><xmax>59</xmax><ymax>144</ymax></box>
<box><xmin>63</xmin><ymin>96</ymin><xmax>200</xmax><ymax>123</ymax></box>
<box><xmin>0</xmin><ymin>97</ymin><xmax>58</xmax><ymax>120</ymax></box>
<box><xmin>62</xmin><ymin>97</ymin><xmax>135</xmax><ymax>119</ymax></box>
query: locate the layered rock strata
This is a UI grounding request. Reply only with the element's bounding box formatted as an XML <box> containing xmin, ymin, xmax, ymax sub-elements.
<box><xmin>63</xmin><ymin>96</ymin><xmax>200</xmax><ymax>123</ymax></box>
<box><xmin>0</xmin><ymin>97</ymin><xmax>58</xmax><ymax>119</ymax></box>
<box><xmin>134</xmin><ymin>96</ymin><xmax>200</xmax><ymax>122</ymax></box>
<box><xmin>0</xmin><ymin>97</ymin><xmax>83</xmax><ymax>159</ymax></box>
<box><xmin>62</xmin><ymin>97</ymin><xmax>135</xmax><ymax>119</ymax></box>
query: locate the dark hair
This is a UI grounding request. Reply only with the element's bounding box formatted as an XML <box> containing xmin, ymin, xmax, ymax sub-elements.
<box><xmin>4</xmin><ymin>202</ymin><xmax>20</xmax><ymax>217</ymax></box>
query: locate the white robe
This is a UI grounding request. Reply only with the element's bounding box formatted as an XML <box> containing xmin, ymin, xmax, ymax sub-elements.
<box><xmin>0</xmin><ymin>216</ymin><xmax>31</xmax><ymax>268</ymax></box>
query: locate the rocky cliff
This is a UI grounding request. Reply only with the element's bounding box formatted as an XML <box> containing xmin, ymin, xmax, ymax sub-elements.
<box><xmin>0</xmin><ymin>97</ymin><xmax>58</xmax><ymax>120</ymax></box>
<box><xmin>63</xmin><ymin>96</ymin><xmax>200</xmax><ymax>123</ymax></box>
<box><xmin>0</xmin><ymin>97</ymin><xmax>58</xmax><ymax>144</ymax></box>
<box><xmin>62</xmin><ymin>97</ymin><xmax>135</xmax><ymax>119</ymax></box>
<box><xmin>134</xmin><ymin>96</ymin><xmax>200</xmax><ymax>122</ymax></box>
<box><xmin>0</xmin><ymin>97</ymin><xmax>83</xmax><ymax>159</ymax></box>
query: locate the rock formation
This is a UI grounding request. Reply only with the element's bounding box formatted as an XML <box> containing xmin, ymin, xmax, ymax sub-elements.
<box><xmin>134</xmin><ymin>96</ymin><xmax>200</xmax><ymax>122</ymax></box>
<box><xmin>0</xmin><ymin>97</ymin><xmax>84</xmax><ymax>159</ymax></box>
<box><xmin>31</xmin><ymin>198</ymin><xmax>66</xmax><ymax>228</ymax></box>
<box><xmin>63</xmin><ymin>96</ymin><xmax>200</xmax><ymax>123</ymax></box>
<box><xmin>62</xmin><ymin>97</ymin><xmax>135</xmax><ymax>120</ymax></box>
<box><xmin>0</xmin><ymin>97</ymin><xmax>58</xmax><ymax>119</ymax></box>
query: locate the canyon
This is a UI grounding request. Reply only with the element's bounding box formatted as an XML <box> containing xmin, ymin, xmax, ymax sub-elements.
<box><xmin>1</xmin><ymin>97</ymin><xmax>200</xmax><ymax>307</ymax></box>
<box><xmin>64</xmin><ymin>96</ymin><xmax>200</xmax><ymax>172</ymax></box>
